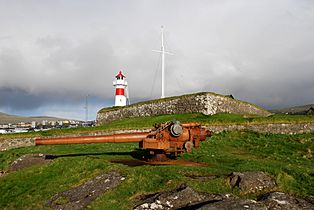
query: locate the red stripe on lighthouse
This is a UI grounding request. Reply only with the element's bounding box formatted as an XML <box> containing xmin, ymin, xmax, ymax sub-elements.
<box><xmin>116</xmin><ymin>88</ymin><xmax>125</xmax><ymax>96</ymax></box>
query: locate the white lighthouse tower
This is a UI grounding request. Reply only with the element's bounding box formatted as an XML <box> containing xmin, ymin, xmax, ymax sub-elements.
<box><xmin>113</xmin><ymin>70</ymin><xmax>129</xmax><ymax>106</ymax></box>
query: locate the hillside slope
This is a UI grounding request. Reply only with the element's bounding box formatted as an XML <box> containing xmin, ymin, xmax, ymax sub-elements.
<box><xmin>0</xmin><ymin>112</ymin><xmax>69</xmax><ymax>124</ymax></box>
<box><xmin>271</xmin><ymin>104</ymin><xmax>314</xmax><ymax>115</ymax></box>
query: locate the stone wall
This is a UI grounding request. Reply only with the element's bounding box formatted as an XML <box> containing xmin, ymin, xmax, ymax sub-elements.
<box><xmin>206</xmin><ymin>122</ymin><xmax>314</xmax><ymax>134</ymax></box>
<box><xmin>0</xmin><ymin>138</ymin><xmax>34</xmax><ymax>151</ymax></box>
<box><xmin>96</xmin><ymin>92</ymin><xmax>270</xmax><ymax>125</ymax></box>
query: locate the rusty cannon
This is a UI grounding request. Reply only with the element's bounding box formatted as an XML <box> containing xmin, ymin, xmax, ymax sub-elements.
<box><xmin>35</xmin><ymin>120</ymin><xmax>211</xmax><ymax>157</ymax></box>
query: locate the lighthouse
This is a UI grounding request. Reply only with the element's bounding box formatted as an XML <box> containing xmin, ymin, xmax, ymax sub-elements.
<box><xmin>113</xmin><ymin>70</ymin><xmax>129</xmax><ymax>106</ymax></box>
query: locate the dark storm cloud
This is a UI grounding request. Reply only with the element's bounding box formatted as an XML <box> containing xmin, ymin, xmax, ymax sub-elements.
<box><xmin>0</xmin><ymin>88</ymin><xmax>46</xmax><ymax>110</ymax></box>
<box><xmin>0</xmin><ymin>0</ymin><xmax>313</xmax><ymax>119</ymax></box>
<box><xmin>0</xmin><ymin>87</ymin><xmax>85</xmax><ymax>110</ymax></box>
<box><xmin>0</xmin><ymin>87</ymin><xmax>109</xmax><ymax>119</ymax></box>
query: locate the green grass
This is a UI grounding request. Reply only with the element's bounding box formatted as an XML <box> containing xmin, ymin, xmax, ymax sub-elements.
<box><xmin>0</xmin><ymin>130</ymin><xmax>313</xmax><ymax>209</ymax></box>
<box><xmin>1</xmin><ymin>113</ymin><xmax>314</xmax><ymax>140</ymax></box>
<box><xmin>182</xmin><ymin>131</ymin><xmax>314</xmax><ymax>195</ymax></box>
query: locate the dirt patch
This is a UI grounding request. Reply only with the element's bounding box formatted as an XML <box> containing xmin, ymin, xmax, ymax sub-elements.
<box><xmin>47</xmin><ymin>171</ymin><xmax>124</xmax><ymax>210</ymax></box>
<box><xmin>111</xmin><ymin>159</ymin><xmax>149</xmax><ymax>167</ymax></box>
<box><xmin>110</xmin><ymin>159</ymin><xmax>207</xmax><ymax>167</ymax></box>
<box><xmin>149</xmin><ymin>160</ymin><xmax>207</xmax><ymax>167</ymax></box>
<box><xmin>8</xmin><ymin>153</ymin><xmax>51</xmax><ymax>172</ymax></box>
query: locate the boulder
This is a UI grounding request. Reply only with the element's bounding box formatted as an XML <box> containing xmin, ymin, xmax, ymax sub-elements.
<box><xmin>229</xmin><ymin>172</ymin><xmax>276</xmax><ymax>194</ymax></box>
<box><xmin>134</xmin><ymin>185</ymin><xmax>314</xmax><ymax>210</ymax></box>
<box><xmin>47</xmin><ymin>171</ymin><xmax>124</xmax><ymax>210</ymax></box>
<box><xmin>197</xmin><ymin>198</ymin><xmax>267</xmax><ymax>210</ymax></box>
<box><xmin>259</xmin><ymin>192</ymin><xmax>314</xmax><ymax>210</ymax></box>
<box><xmin>134</xmin><ymin>184</ymin><xmax>230</xmax><ymax>210</ymax></box>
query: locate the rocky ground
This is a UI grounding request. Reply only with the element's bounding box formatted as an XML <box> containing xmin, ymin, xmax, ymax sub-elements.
<box><xmin>134</xmin><ymin>185</ymin><xmax>314</xmax><ymax>210</ymax></box>
<box><xmin>2</xmin><ymin>154</ymin><xmax>314</xmax><ymax>210</ymax></box>
<box><xmin>0</xmin><ymin>153</ymin><xmax>52</xmax><ymax>176</ymax></box>
<box><xmin>47</xmin><ymin>171</ymin><xmax>124</xmax><ymax>210</ymax></box>
<box><xmin>8</xmin><ymin>153</ymin><xmax>51</xmax><ymax>172</ymax></box>
<box><xmin>133</xmin><ymin>171</ymin><xmax>314</xmax><ymax>209</ymax></box>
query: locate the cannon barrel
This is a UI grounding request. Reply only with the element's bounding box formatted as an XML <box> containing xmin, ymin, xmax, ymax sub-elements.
<box><xmin>35</xmin><ymin>132</ymin><xmax>150</xmax><ymax>145</ymax></box>
<box><xmin>35</xmin><ymin>120</ymin><xmax>212</xmax><ymax>156</ymax></box>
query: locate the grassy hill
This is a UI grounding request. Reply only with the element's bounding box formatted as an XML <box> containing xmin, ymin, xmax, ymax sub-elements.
<box><xmin>0</xmin><ymin>130</ymin><xmax>313</xmax><ymax>209</ymax></box>
<box><xmin>271</xmin><ymin>104</ymin><xmax>314</xmax><ymax>115</ymax></box>
<box><xmin>0</xmin><ymin>112</ymin><xmax>72</xmax><ymax>124</ymax></box>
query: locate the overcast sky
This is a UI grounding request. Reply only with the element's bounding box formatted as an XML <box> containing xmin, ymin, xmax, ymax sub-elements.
<box><xmin>0</xmin><ymin>0</ymin><xmax>313</xmax><ymax>120</ymax></box>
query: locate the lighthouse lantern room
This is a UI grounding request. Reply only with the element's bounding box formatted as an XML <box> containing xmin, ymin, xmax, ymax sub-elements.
<box><xmin>113</xmin><ymin>70</ymin><xmax>128</xmax><ymax>106</ymax></box>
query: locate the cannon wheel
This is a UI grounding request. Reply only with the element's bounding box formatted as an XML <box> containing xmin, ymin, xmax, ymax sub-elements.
<box><xmin>184</xmin><ymin>141</ymin><xmax>194</xmax><ymax>153</ymax></box>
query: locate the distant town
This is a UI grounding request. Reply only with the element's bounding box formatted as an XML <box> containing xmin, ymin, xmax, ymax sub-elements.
<box><xmin>0</xmin><ymin>120</ymin><xmax>95</xmax><ymax>134</ymax></box>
